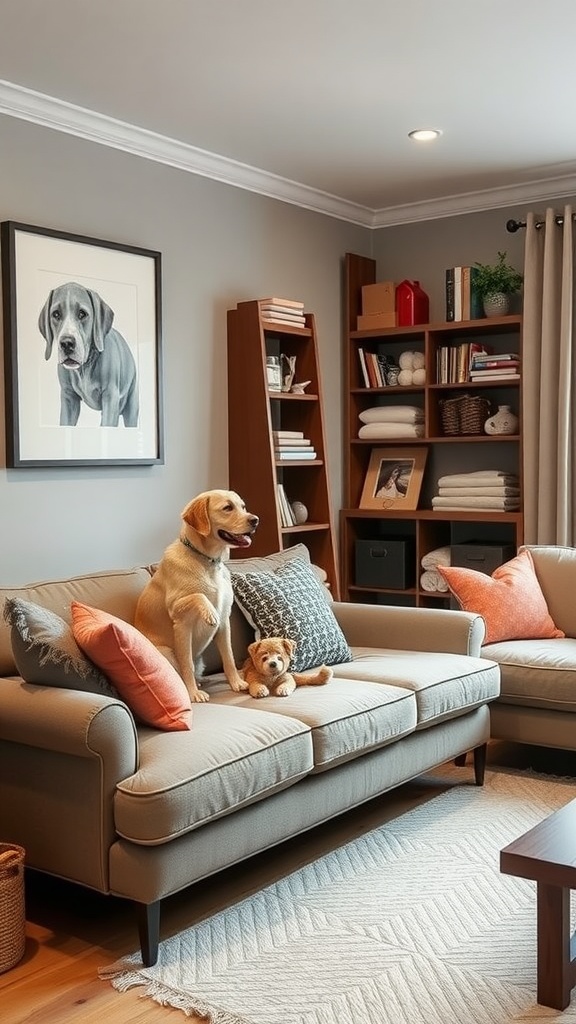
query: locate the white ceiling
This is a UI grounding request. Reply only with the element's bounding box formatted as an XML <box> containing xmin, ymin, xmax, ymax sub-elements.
<box><xmin>1</xmin><ymin>0</ymin><xmax>576</xmax><ymax>227</ymax></box>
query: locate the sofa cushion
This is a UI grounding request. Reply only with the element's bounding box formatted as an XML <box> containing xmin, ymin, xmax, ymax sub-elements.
<box><xmin>0</xmin><ymin>567</ymin><xmax>152</xmax><ymax>676</ymax></box>
<box><xmin>483</xmin><ymin>637</ymin><xmax>576</xmax><ymax>713</ymax></box>
<box><xmin>230</xmin><ymin>558</ymin><xmax>352</xmax><ymax>672</ymax></box>
<box><xmin>2</xmin><ymin>596</ymin><xmax>119</xmax><ymax>698</ymax></box>
<box><xmin>206</xmin><ymin>676</ymin><xmax>417</xmax><ymax>772</ymax></box>
<box><xmin>71</xmin><ymin>602</ymin><xmax>193</xmax><ymax>732</ymax></box>
<box><xmin>437</xmin><ymin>549</ymin><xmax>564</xmax><ymax>644</ymax></box>
<box><xmin>329</xmin><ymin>648</ymin><xmax>500</xmax><ymax>728</ymax></box>
<box><xmin>114</xmin><ymin>703</ymin><xmax>313</xmax><ymax>843</ymax></box>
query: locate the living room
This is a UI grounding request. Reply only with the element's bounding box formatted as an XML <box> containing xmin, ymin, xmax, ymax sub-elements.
<box><xmin>2</xmin><ymin>2</ymin><xmax>576</xmax><ymax>1022</ymax></box>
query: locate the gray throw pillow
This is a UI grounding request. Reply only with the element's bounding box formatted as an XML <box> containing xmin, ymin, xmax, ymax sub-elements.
<box><xmin>230</xmin><ymin>558</ymin><xmax>352</xmax><ymax>672</ymax></box>
<box><xmin>3</xmin><ymin>596</ymin><xmax>119</xmax><ymax>698</ymax></box>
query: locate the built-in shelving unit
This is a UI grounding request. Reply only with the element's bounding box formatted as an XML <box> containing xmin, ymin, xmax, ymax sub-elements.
<box><xmin>341</xmin><ymin>252</ymin><xmax>523</xmax><ymax>606</ymax></box>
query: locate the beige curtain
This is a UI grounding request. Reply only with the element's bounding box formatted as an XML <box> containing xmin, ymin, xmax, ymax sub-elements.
<box><xmin>523</xmin><ymin>205</ymin><xmax>576</xmax><ymax>544</ymax></box>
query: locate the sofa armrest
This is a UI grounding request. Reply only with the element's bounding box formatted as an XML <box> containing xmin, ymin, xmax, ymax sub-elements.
<box><xmin>0</xmin><ymin>678</ymin><xmax>139</xmax><ymax>892</ymax></box>
<box><xmin>331</xmin><ymin>602</ymin><xmax>485</xmax><ymax>657</ymax></box>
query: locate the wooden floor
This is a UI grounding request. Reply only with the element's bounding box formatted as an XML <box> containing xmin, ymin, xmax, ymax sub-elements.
<box><xmin>2</xmin><ymin>741</ymin><xmax>576</xmax><ymax>1024</ymax></box>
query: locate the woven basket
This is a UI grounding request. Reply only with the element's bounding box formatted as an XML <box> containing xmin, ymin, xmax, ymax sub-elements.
<box><xmin>440</xmin><ymin>395</ymin><xmax>491</xmax><ymax>436</ymax></box>
<box><xmin>0</xmin><ymin>844</ymin><xmax>25</xmax><ymax>973</ymax></box>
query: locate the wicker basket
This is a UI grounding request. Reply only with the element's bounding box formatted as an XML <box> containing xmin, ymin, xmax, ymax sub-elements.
<box><xmin>440</xmin><ymin>395</ymin><xmax>491</xmax><ymax>436</ymax></box>
<box><xmin>0</xmin><ymin>844</ymin><xmax>25</xmax><ymax>973</ymax></box>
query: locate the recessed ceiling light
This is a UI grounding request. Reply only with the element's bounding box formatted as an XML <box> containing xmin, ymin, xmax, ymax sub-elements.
<box><xmin>408</xmin><ymin>129</ymin><xmax>442</xmax><ymax>142</ymax></box>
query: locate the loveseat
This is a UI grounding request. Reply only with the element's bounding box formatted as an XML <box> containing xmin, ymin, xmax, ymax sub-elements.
<box><xmin>0</xmin><ymin>545</ymin><xmax>500</xmax><ymax>966</ymax></box>
<box><xmin>484</xmin><ymin>544</ymin><xmax>576</xmax><ymax>751</ymax></box>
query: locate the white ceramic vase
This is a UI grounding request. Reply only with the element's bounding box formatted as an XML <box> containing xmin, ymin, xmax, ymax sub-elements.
<box><xmin>484</xmin><ymin>404</ymin><xmax>519</xmax><ymax>436</ymax></box>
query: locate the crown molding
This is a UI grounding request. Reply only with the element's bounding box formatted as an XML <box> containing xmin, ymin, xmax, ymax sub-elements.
<box><xmin>0</xmin><ymin>80</ymin><xmax>374</xmax><ymax>228</ymax></box>
<box><xmin>1</xmin><ymin>79</ymin><xmax>576</xmax><ymax>230</ymax></box>
<box><xmin>371</xmin><ymin>173</ymin><xmax>576</xmax><ymax>227</ymax></box>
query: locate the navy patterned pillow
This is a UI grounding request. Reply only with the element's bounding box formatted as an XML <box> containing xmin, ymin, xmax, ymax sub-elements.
<box><xmin>231</xmin><ymin>558</ymin><xmax>352</xmax><ymax>672</ymax></box>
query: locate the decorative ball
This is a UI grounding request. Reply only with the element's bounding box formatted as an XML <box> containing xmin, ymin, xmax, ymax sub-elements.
<box><xmin>412</xmin><ymin>351</ymin><xmax>425</xmax><ymax>370</ymax></box>
<box><xmin>412</xmin><ymin>367</ymin><xmax>426</xmax><ymax>385</ymax></box>
<box><xmin>291</xmin><ymin>501</ymin><xmax>309</xmax><ymax>525</ymax></box>
<box><xmin>399</xmin><ymin>350</ymin><xmax>415</xmax><ymax>370</ymax></box>
<box><xmin>398</xmin><ymin>369</ymin><xmax>414</xmax><ymax>386</ymax></box>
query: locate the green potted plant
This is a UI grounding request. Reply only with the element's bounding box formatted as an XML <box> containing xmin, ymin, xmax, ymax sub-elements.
<box><xmin>473</xmin><ymin>251</ymin><xmax>523</xmax><ymax>318</ymax></box>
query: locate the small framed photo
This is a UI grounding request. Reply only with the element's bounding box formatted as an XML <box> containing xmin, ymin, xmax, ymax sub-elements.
<box><xmin>360</xmin><ymin>447</ymin><xmax>427</xmax><ymax>510</ymax></box>
<box><xmin>1</xmin><ymin>220</ymin><xmax>163</xmax><ymax>467</ymax></box>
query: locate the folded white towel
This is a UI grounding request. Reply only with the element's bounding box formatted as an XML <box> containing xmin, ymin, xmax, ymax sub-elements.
<box><xmin>438</xmin><ymin>471</ymin><xmax>517</xmax><ymax>487</ymax></box>
<box><xmin>420</xmin><ymin>569</ymin><xmax>449</xmax><ymax>592</ymax></box>
<box><xmin>359</xmin><ymin>405</ymin><xmax>424</xmax><ymax>424</ymax></box>
<box><xmin>432</xmin><ymin>496</ymin><xmax>520</xmax><ymax>510</ymax></box>
<box><xmin>421</xmin><ymin>545</ymin><xmax>451</xmax><ymax>570</ymax></box>
<box><xmin>358</xmin><ymin>422</ymin><xmax>424</xmax><ymax>439</ymax></box>
<box><xmin>438</xmin><ymin>486</ymin><xmax>520</xmax><ymax>497</ymax></box>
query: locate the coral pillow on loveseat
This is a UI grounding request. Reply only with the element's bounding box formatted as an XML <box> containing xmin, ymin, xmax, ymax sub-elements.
<box><xmin>438</xmin><ymin>549</ymin><xmax>564</xmax><ymax>645</ymax></box>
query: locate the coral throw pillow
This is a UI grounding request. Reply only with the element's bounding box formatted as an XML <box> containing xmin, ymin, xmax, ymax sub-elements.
<box><xmin>437</xmin><ymin>549</ymin><xmax>564</xmax><ymax>645</ymax></box>
<box><xmin>71</xmin><ymin>601</ymin><xmax>193</xmax><ymax>731</ymax></box>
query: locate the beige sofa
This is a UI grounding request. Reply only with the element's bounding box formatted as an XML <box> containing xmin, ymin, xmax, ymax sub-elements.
<box><xmin>486</xmin><ymin>544</ymin><xmax>576</xmax><ymax>751</ymax></box>
<box><xmin>0</xmin><ymin>546</ymin><xmax>500</xmax><ymax>966</ymax></box>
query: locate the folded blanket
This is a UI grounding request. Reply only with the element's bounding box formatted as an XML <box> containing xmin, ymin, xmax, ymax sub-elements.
<box><xmin>420</xmin><ymin>569</ymin><xmax>449</xmax><ymax>592</ymax></box>
<box><xmin>432</xmin><ymin>496</ymin><xmax>520</xmax><ymax>510</ymax></box>
<box><xmin>358</xmin><ymin>422</ymin><xmax>424</xmax><ymax>439</ymax></box>
<box><xmin>438</xmin><ymin>486</ymin><xmax>520</xmax><ymax>497</ymax></box>
<box><xmin>438</xmin><ymin>471</ymin><xmax>517</xmax><ymax>487</ymax></box>
<box><xmin>432</xmin><ymin>505</ymin><xmax>520</xmax><ymax>512</ymax></box>
<box><xmin>421</xmin><ymin>545</ymin><xmax>451</xmax><ymax>570</ymax></box>
<box><xmin>359</xmin><ymin>405</ymin><xmax>424</xmax><ymax>424</ymax></box>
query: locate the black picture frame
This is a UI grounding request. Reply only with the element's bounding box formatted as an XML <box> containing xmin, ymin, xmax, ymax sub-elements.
<box><xmin>1</xmin><ymin>221</ymin><xmax>163</xmax><ymax>467</ymax></box>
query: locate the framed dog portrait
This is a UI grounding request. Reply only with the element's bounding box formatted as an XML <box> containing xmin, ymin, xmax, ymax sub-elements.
<box><xmin>1</xmin><ymin>221</ymin><xmax>163</xmax><ymax>467</ymax></box>
<box><xmin>360</xmin><ymin>447</ymin><xmax>427</xmax><ymax>510</ymax></box>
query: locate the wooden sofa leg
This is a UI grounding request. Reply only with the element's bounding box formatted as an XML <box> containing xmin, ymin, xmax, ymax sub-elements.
<box><xmin>137</xmin><ymin>900</ymin><xmax>161</xmax><ymax>966</ymax></box>
<box><xmin>473</xmin><ymin>743</ymin><xmax>487</xmax><ymax>786</ymax></box>
<box><xmin>454</xmin><ymin>744</ymin><xmax>487</xmax><ymax>786</ymax></box>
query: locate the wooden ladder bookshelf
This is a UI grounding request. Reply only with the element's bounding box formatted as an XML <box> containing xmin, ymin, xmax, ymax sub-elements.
<box><xmin>227</xmin><ymin>299</ymin><xmax>340</xmax><ymax>598</ymax></box>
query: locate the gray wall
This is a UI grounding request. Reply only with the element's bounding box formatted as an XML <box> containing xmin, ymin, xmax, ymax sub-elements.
<box><xmin>1</xmin><ymin>112</ymin><xmax>572</xmax><ymax>585</ymax></box>
<box><xmin>0</xmin><ymin>115</ymin><xmax>369</xmax><ymax>584</ymax></box>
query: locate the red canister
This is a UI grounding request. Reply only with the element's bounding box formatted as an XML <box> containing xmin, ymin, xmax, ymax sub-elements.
<box><xmin>396</xmin><ymin>280</ymin><xmax>430</xmax><ymax>326</ymax></box>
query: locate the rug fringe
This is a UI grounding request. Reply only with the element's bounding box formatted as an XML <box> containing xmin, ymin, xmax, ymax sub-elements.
<box><xmin>99</xmin><ymin>963</ymin><xmax>254</xmax><ymax>1024</ymax></box>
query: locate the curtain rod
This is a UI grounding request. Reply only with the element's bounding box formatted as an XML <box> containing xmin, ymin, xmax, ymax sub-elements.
<box><xmin>506</xmin><ymin>214</ymin><xmax>575</xmax><ymax>232</ymax></box>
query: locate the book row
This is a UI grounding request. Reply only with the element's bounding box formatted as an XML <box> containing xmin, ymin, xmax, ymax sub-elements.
<box><xmin>276</xmin><ymin>483</ymin><xmax>298</xmax><ymax>527</ymax></box>
<box><xmin>445</xmin><ymin>266</ymin><xmax>484</xmax><ymax>322</ymax></box>
<box><xmin>436</xmin><ymin>342</ymin><xmax>521</xmax><ymax>384</ymax></box>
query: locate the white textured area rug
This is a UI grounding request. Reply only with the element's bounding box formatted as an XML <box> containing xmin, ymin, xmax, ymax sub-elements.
<box><xmin>102</xmin><ymin>767</ymin><xmax>576</xmax><ymax>1024</ymax></box>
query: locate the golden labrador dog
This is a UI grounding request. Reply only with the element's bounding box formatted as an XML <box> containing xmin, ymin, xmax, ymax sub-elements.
<box><xmin>135</xmin><ymin>490</ymin><xmax>259</xmax><ymax>702</ymax></box>
<box><xmin>242</xmin><ymin>637</ymin><xmax>332</xmax><ymax>698</ymax></box>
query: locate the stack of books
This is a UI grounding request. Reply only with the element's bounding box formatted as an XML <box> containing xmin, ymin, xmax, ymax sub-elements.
<box><xmin>445</xmin><ymin>267</ymin><xmax>484</xmax><ymax>322</ymax></box>
<box><xmin>273</xmin><ymin>429</ymin><xmax>317</xmax><ymax>460</ymax></box>
<box><xmin>469</xmin><ymin>351</ymin><xmax>520</xmax><ymax>382</ymax></box>
<box><xmin>260</xmin><ymin>297</ymin><xmax>306</xmax><ymax>327</ymax></box>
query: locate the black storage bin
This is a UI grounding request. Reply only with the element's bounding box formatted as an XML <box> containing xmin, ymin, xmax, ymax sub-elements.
<box><xmin>355</xmin><ymin>539</ymin><xmax>415</xmax><ymax>589</ymax></box>
<box><xmin>450</xmin><ymin>543</ymin><xmax>515</xmax><ymax>576</ymax></box>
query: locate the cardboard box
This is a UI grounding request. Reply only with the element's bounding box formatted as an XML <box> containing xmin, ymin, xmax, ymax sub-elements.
<box><xmin>362</xmin><ymin>281</ymin><xmax>396</xmax><ymax>315</ymax></box>
<box><xmin>357</xmin><ymin>312</ymin><xmax>397</xmax><ymax>330</ymax></box>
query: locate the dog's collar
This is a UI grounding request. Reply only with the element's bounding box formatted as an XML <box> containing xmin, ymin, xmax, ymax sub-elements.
<box><xmin>180</xmin><ymin>534</ymin><xmax>222</xmax><ymax>565</ymax></box>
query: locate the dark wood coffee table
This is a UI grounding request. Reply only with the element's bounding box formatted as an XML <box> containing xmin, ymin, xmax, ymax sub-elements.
<box><xmin>500</xmin><ymin>797</ymin><xmax>576</xmax><ymax>1010</ymax></box>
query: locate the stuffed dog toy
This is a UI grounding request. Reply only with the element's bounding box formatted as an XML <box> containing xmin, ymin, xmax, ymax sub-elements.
<box><xmin>242</xmin><ymin>637</ymin><xmax>332</xmax><ymax>698</ymax></box>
